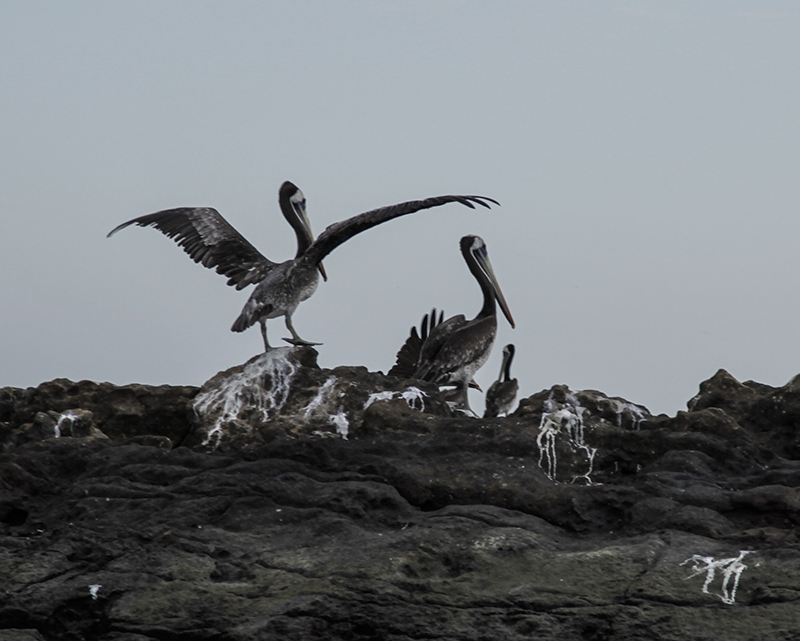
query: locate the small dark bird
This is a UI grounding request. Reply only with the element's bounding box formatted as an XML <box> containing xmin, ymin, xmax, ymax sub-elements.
<box><xmin>391</xmin><ymin>235</ymin><xmax>514</xmax><ymax>413</ymax></box>
<box><xmin>108</xmin><ymin>182</ymin><xmax>497</xmax><ymax>350</ymax></box>
<box><xmin>484</xmin><ymin>344</ymin><xmax>518</xmax><ymax>418</ymax></box>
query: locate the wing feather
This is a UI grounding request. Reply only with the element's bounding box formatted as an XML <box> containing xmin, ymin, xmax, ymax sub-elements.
<box><xmin>388</xmin><ymin>308</ymin><xmax>442</xmax><ymax>379</ymax></box>
<box><xmin>300</xmin><ymin>195</ymin><xmax>498</xmax><ymax>268</ymax></box>
<box><xmin>107</xmin><ymin>207</ymin><xmax>275</xmax><ymax>290</ymax></box>
<box><xmin>414</xmin><ymin>315</ymin><xmax>495</xmax><ymax>384</ymax></box>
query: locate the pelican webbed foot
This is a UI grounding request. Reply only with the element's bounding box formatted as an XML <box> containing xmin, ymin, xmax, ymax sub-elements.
<box><xmin>282</xmin><ymin>337</ymin><xmax>323</xmax><ymax>346</ymax></box>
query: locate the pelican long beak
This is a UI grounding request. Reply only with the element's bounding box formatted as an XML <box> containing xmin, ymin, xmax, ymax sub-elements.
<box><xmin>476</xmin><ymin>249</ymin><xmax>515</xmax><ymax>328</ymax></box>
<box><xmin>494</xmin><ymin>285</ymin><xmax>514</xmax><ymax>329</ymax></box>
<box><xmin>318</xmin><ymin>261</ymin><xmax>328</xmax><ymax>281</ymax></box>
<box><xmin>292</xmin><ymin>199</ymin><xmax>314</xmax><ymax>237</ymax></box>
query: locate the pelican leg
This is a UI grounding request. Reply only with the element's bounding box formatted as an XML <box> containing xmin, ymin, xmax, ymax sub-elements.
<box><xmin>460</xmin><ymin>380</ymin><xmax>473</xmax><ymax>414</ymax></box>
<box><xmin>451</xmin><ymin>380</ymin><xmax>480</xmax><ymax>418</ymax></box>
<box><xmin>282</xmin><ymin>315</ymin><xmax>322</xmax><ymax>346</ymax></box>
<box><xmin>259</xmin><ymin>320</ymin><xmax>273</xmax><ymax>352</ymax></box>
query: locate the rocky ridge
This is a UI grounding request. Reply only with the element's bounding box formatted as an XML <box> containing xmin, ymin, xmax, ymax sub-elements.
<box><xmin>1</xmin><ymin>349</ymin><xmax>799</xmax><ymax>640</ymax></box>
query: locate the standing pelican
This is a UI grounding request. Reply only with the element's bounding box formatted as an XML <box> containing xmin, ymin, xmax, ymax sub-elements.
<box><xmin>108</xmin><ymin>182</ymin><xmax>497</xmax><ymax>350</ymax></box>
<box><xmin>484</xmin><ymin>344</ymin><xmax>518</xmax><ymax>418</ymax></box>
<box><xmin>394</xmin><ymin>235</ymin><xmax>514</xmax><ymax>413</ymax></box>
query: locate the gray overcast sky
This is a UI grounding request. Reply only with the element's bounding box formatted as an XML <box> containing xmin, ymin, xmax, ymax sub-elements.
<box><xmin>2</xmin><ymin>1</ymin><xmax>800</xmax><ymax>416</ymax></box>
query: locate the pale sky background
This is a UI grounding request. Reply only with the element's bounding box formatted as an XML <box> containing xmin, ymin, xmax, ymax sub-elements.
<box><xmin>2</xmin><ymin>1</ymin><xmax>800</xmax><ymax>416</ymax></box>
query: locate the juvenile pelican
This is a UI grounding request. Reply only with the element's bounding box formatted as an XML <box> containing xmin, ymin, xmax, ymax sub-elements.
<box><xmin>108</xmin><ymin>182</ymin><xmax>497</xmax><ymax>350</ymax></box>
<box><xmin>484</xmin><ymin>344</ymin><xmax>518</xmax><ymax>418</ymax></box>
<box><xmin>395</xmin><ymin>235</ymin><xmax>514</xmax><ymax>413</ymax></box>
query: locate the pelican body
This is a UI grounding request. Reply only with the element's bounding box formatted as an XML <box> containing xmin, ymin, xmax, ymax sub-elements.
<box><xmin>391</xmin><ymin>235</ymin><xmax>514</xmax><ymax>413</ymax></box>
<box><xmin>108</xmin><ymin>182</ymin><xmax>497</xmax><ymax>350</ymax></box>
<box><xmin>484</xmin><ymin>344</ymin><xmax>518</xmax><ymax>418</ymax></box>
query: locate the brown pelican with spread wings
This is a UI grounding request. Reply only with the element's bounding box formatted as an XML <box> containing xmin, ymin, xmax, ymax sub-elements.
<box><xmin>108</xmin><ymin>182</ymin><xmax>497</xmax><ymax>350</ymax></box>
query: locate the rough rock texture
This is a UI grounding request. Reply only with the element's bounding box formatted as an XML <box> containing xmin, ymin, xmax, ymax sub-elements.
<box><xmin>185</xmin><ymin>348</ymin><xmax>450</xmax><ymax>451</ymax></box>
<box><xmin>1</xmin><ymin>354</ymin><xmax>800</xmax><ymax>640</ymax></box>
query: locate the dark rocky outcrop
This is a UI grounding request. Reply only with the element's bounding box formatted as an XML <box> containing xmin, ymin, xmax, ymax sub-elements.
<box><xmin>2</xmin><ymin>354</ymin><xmax>800</xmax><ymax>640</ymax></box>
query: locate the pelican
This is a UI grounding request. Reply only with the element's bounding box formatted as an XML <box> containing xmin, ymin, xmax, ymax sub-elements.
<box><xmin>484</xmin><ymin>344</ymin><xmax>518</xmax><ymax>418</ymax></box>
<box><xmin>394</xmin><ymin>235</ymin><xmax>514</xmax><ymax>414</ymax></box>
<box><xmin>108</xmin><ymin>182</ymin><xmax>497</xmax><ymax>350</ymax></box>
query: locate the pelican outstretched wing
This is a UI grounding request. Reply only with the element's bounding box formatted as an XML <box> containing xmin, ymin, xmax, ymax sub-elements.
<box><xmin>390</xmin><ymin>308</ymin><xmax>485</xmax><ymax>391</ymax></box>
<box><xmin>300</xmin><ymin>194</ymin><xmax>498</xmax><ymax>268</ymax></box>
<box><xmin>107</xmin><ymin>207</ymin><xmax>275</xmax><ymax>290</ymax></box>
<box><xmin>388</xmin><ymin>309</ymin><xmax>444</xmax><ymax>379</ymax></box>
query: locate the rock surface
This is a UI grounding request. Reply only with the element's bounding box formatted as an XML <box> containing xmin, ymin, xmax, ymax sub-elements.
<box><xmin>1</xmin><ymin>352</ymin><xmax>800</xmax><ymax>640</ymax></box>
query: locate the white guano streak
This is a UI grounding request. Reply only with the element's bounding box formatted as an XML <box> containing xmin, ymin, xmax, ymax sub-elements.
<box><xmin>54</xmin><ymin>410</ymin><xmax>79</xmax><ymax>438</ymax></box>
<box><xmin>194</xmin><ymin>350</ymin><xmax>299</xmax><ymax>448</ymax></box>
<box><xmin>302</xmin><ymin>376</ymin><xmax>338</xmax><ymax>420</ymax></box>
<box><xmin>300</xmin><ymin>376</ymin><xmax>350</xmax><ymax>439</ymax></box>
<box><xmin>680</xmin><ymin>550</ymin><xmax>753</xmax><ymax>605</ymax></box>
<box><xmin>536</xmin><ymin>390</ymin><xmax>598</xmax><ymax>484</ymax></box>
<box><xmin>364</xmin><ymin>387</ymin><xmax>426</xmax><ymax>412</ymax></box>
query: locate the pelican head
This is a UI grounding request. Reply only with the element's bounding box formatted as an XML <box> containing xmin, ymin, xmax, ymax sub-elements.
<box><xmin>500</xmin><ymin>344</ymin><xmax>515</xmax><ymax>378</ymax></box>
<box><xmin>279</xmin><ymin>181</ymin><xmax>327</xmax><ymax>281</ymax></box>
<box><xmin>460</xmin><ymin>235</ymin><xmax>514</xmax><ymax>328</ymax></box>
